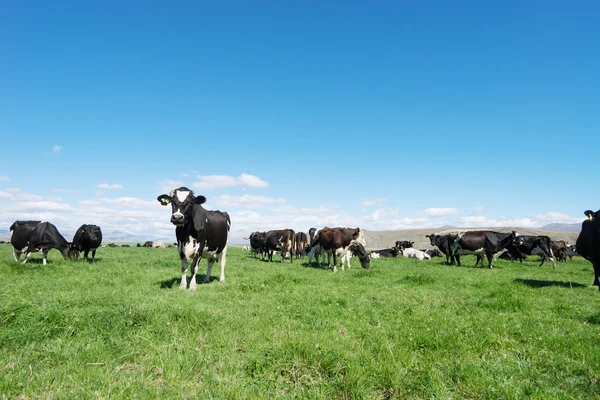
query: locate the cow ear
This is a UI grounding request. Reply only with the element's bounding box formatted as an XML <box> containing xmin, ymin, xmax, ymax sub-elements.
<box><xmin>194</xmin><ymin>195</ymin><xmax>207</xmax><ymax>205</ymax></box>
<box><xmin>585</xmin><ymin>210</ymin><xmax>594</xmax><ymax>220</ymax></box>
<box><xmin>157</xmin><ymin>195</ymin><xmax>171</xmax><ymax>206</ymax></box>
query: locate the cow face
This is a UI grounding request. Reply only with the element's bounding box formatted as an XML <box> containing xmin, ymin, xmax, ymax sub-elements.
<box><xmin>157</xmin><ymin>187</ymin><xmax>206</xmax><ymax>226</ymax></box>
<box><xmin>511</xmin><ymin>231</ymin><xmax>524</xmax><ymax>247</ymax></box>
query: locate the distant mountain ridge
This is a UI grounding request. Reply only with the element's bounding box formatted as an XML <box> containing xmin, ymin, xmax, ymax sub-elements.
<box><xmin>539</xmin><ymin>223</ymin><xmax>581</xmax><ymax>232</ymax></box>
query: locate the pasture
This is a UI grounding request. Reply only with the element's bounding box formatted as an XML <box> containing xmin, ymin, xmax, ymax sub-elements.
<box><xmin>1</xmin><ymin>245</ymin><xmax>600</xmax><ymax>399</ymax></box>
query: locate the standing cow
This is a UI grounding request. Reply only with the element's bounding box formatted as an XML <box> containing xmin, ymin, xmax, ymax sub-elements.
<box><xmin>263</xmin><ymin>229</ymin><xmax>295</xmax><ymax>263</ymax></box>
<box><xmin>157</xmin><ymin>187</ymin><xmax>230</xmax><ymax>290</ymax></box>
<box><xmin>244</xmin><ymin>231</ymin><xmax>265</xmax><ymax>258</ymax></box>
<box><xmin>311</xmin><ymin>227</ymin><xmax>370</xmax><ymax>272</ymax></box>
<box><xmin>71</xmin><ymin>224</ymin><xmax>103</xmax><ymax>262</ymax></box>
<box><xmin>450</xmin><ymin>231</ymin><xmax>523</xmax><ymax>269</ymax></box>
<box><xmin>576</xmin><ymin>209</ymin><xmax>600</xmax><ymax>289</ymax></box>
<box><xmin>11</xmin><ymin>221</ymin><xmax>78</xmax><ymax>265</ymax></box>
<box><xmin>295</xmin><ymin>232</ymin><xmax>308</xmax><ymax>259</ymax></box>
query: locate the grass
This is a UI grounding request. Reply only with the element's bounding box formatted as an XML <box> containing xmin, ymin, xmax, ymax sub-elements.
<box><xmin>1</xmin><ymin>244</ymin><xmax>600</xmax><ymax>399</ymax></box>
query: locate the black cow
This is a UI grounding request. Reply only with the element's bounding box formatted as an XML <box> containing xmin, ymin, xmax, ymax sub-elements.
<box><xmin>549</xmin><ymin>240</ymin><xmax>568</xmax><ymax>263</ymax></box>
<box><xmin>244</xmin><ymin>231</ymin><xmax>265</xmax><ymax>258</ymax></box>
<box><xmin>158</xmin><ymin>187</ymin><xmax>230</xmax><ymax>290</ymax></box>
<box><xmin>10</xmin><ymin>221</ymin><xmax>78</xmax><ymax>264</ymax></box>
<box><xmin>508</xmin><ymin>235</ymin><xmax>556</xmax><ymax>267</ymax></box>
<box><xmin>370</xmin><ymin>242</ymin><xmax>402</xmax><ymax>259</ymax></box>
<box><xmin>424</xmin><ymin>248</ymin><xmax>443</xmax><ymax>258</ymax></box>
<box><xmin>576</xmin><ymin>210</ymin><xmax>600</xmax><ymax>289</ymax></box>
<box><xmin>71</xmin><ymin>224</ymin><xmax>103</xmax><ymax>262</ymax></box>
<box><xmin>263</xmin><ymin>229</ymin><xmax>295</xmax><ymax>263</ymax></box>
<box><xmin>426</xmin><ymin>234</ymin><xmax>457</xmax><ymax>265</ymax></box>
<box><xmin>450</xmin><ymin>231</ymin><xmax>523</xmax><ymax>269</ymax></box>
<box><xmin>295</xmin><ymin>232</ymin><xmax>308</xmax><ymax>258</ymax></box>
<box><xmin>122</xmin><ymin>244</ymin><xmax>131</xmax><ymax>247</ymax></box>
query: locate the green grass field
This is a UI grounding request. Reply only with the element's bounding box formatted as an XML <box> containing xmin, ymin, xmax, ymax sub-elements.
<box><xmin>1</xmin><ymin>245</ymin><xmax>600</xmax><ymax>399</ymax></box>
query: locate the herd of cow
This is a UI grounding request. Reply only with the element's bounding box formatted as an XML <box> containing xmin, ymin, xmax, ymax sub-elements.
<box><xmin>5</xmin><ymin>186</ymin><xmax>600</xmax><ymax>292</ymax></box>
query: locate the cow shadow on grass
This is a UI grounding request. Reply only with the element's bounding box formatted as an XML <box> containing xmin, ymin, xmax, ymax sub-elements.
<box><xmin>513</xmin><ymin>278</ymin><xmax>587</xmax><ymax>289</ymax></box>
<box><xmin>159</xmin><ymin>275</ymin><xmax>220</xmax><ymax>289</ymax></box>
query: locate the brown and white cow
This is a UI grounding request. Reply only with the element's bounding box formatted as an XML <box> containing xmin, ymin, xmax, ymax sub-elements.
<box><xmin>263</xmin><ymin>229</ymin><xmax>295</xmax><ymax>263</ymax></box>
<box><xmin>309</xmin><ymin>227</ymin><xmax>370</xmax><ymax>272</ymax></box>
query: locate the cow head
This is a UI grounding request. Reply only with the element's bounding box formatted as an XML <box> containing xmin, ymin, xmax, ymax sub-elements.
<box><xmin>349</xmin><ymin>243</ymin><xmax>370</xmax><ymax>269</ymax></box>
<box><xmin>585</xmin><ymin>210</ymin><xmax>600</xmax><ymax>221</ymax></box>
<box><xmin>511</xmin><ymin>231</ymin><xmax>524</xmax><ymax>247</ymax></box>
<box><xmin>157</xmin><ymin>187</ymin><xmax>206</xmax><ymax>226</ymax></box>
<box><xmin>66</xmin><ymin>244</ymin><xmax>80</xmax><ymax>261</ymax></box>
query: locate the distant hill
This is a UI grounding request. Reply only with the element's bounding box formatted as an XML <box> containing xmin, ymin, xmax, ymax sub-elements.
<box><xmin>539</xmin><ymin>223</ymin><xmax>581</xmax><ymax>232</ymax></box>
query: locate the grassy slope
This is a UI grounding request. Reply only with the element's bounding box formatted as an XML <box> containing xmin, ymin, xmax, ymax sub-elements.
<box><xmin>1</xmin><ymin>245</ymin><xmax>599</xmax><ymax>399</ymax></box>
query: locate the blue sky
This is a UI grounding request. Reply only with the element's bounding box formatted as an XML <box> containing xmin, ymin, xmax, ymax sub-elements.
<box><xmin>1</xmin><ymin>2</ymin><xmax>598</xmax><ymax>242</ymax></box>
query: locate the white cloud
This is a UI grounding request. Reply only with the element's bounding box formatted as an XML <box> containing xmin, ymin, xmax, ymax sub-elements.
<box><xmin>214</xmin><ymin>194</ymin><xmax>286</xmax><ymax>208</ymax></box>
<box><xmin>0</xmin><ymin>188</ymin><xmax>43</xmax><ymax>202</ymax></box>
<box><xmin>360</xmin><ymin>198</ymin><xmax>388</xmax><ymax>207</ymax></box>
<box><xmin>52</xmin><ymin>145</ymin><xmax>63</xmax><ymax>153</ymax></box>
<box><xmin>422</xmin><ymin>207</ymin><xmax>460</xmax><ymax>217</ymax></box>
<box><xmin>80</xmin><ymin>197</ymin><xmax>158</xmax><ymax>209</ymax></box>
<box><xmin>96</xmin><ymin>183</ymin><xmax>123</xmax><ymax>190</ymax></box>
<box><xmin>157</xmin><ymin>179</ymin><xmax>185</xmax><ymax>193</ymax></box>
<box><xmin>193</xmin><ymin>173</ymin><xmax>268</xmax><ymax>190</ymax></box>
<box><xmin>0</xmin><ymin>175</ymin><xmax>10</xmax><ymax>182</ymax></box>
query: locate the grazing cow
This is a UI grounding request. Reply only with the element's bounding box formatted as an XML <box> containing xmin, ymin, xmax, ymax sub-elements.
<box><xmin>576</xmin><ymin>210</ymin><xmax>600</xmax><ymax>289</ymax></box>
<box><xmin>509</xmin><ymin>235</ymin><xmax>556</xmax><ymax>268</ymax></box>
<box><xmin>311</xmin><ymin>227</ymin><xmax>370</xmax><ymax>272</ymax></box>
<box><xmin>426</xmin><ymin>234</ymin><xmax>457</xmax><ymax>265</ymax></box>
<box><xmin>158</xmin><ymin>187</ymin><xmax>230</xmax><ymax>290</ymax></box>
<box><xmin>10</xmin><ymin>221</ymin><xmax>78</xmax><ymax>265</ymax></box>
<box><xmin>151</xmin><ymin>241</ymin><xmax>165</xmax><ymax>249</ymax></box>
<box><xmin>142</xmin><ymin>241</ymin><xmax>153</xmax><ymax>248</ymax></box>
<box><xmin>136</xmin><ymin>243</ymin><xmax>142</xmax><ymax>247</ymax></box>
<box><xmin>107</xmin><ymin>243</ymin><xmax>119</xmax><ymax>248</ymax></box>
<box><xmin>71</xmin><ymin>224</ymin><xmax>103</xmax><ymax>262</ymax></box>
<box><xmin>567</xmin><ymin>244</ymin><xmax>577</xmax><ymax>260</ymax></box>
<box><xmin>121</xmin><ymin>244</ymin><xmax>131</xmax><ymax>247</ymax></box>
<box><xmin>244</xmin><ymin>231</ymin><xmax>266</xmax><ymax>259</ymax></box>
<box><xmin>450</xmin><ymin>231</ymin><xmax>523</xmax><ymax>269</ymax></box>
<box><xmin>399</xmin><ymin>247</ymin><xmax>431</xmax><ymax>260</ymax></box>
<box><xmin>263</xmin><ymin>229</ymin><xmax>295</xmax><ymax>263</ymax></box>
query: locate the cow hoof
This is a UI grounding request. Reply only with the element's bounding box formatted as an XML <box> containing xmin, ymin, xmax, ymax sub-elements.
<box><xmin>179</xmin><ymin>284</ymin><xmax>187</xmax><ymax>289</ymax></box>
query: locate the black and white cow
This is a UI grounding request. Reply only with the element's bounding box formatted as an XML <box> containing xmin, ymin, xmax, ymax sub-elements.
<box><xmin>424</xmin><ymin>248</ymin><xmax>443</xmax><ymax>258</ymax></box>
<box><xmin>157</xmin><ymin>187</ymin><xmax>230</xmax><ymax>290</ymax></box>
<box><xmin>450</xmin><ymin>230</ymin><xmax>523</xmax><ymax>269</ymax></box>
<box><xmin>509</xmin><ymin>235</ymin><xmax>556</xmax><ymax>268</ymax></box>
<box><xmin>576</xmin><ymin>210</ymin><xmax>600</xmax><ymax>289</ymax></box>
<box><xmin>71</xmin><ymin>224</ymin><xmax>103</xmax><ymax>262</ymax></box>
<box><xmin>10</xmin><ymin>221</ymin><xmax>78</xmax><ymax>265</ymax></box>
<box><xmin>369</xmin><ymin>242</ymin><xmax>402</xmax><ymax>259</ymax></box>
<box><xmin>395</xmin><ymin>240</ymin><xmax>414</xmax><ymax>249</ymax></box>
<box><xmin>567</xmin><ymin>244</ymin><xmax>577</xmax><ymax>260</ymax></box>
<box><xmin>295</xmin><ymin>231</ymin><xmax>309</xmax><ymax>258</ymax></box>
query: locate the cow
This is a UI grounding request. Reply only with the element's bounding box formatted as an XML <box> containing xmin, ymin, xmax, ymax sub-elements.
<box><xmin>576</xmin><ymin>210</ymin><xmax>600</xmax><ymax>289</ymax></box>
<box><xmin>424</xmin><ymin>248</ymin><xmax>443</xmax><ymax>258</ymax></box>
<box><xmin>308</xmin><ymin>228</ymin><xmax>318</xmax><ymax>243</ymax></box>
<box><xmin>244</xmin><ymin>231</ymin><xmax>266</xmax><ymax>258</ymax></box>
<box><xmin>395</xmin><ymin>240</ymin><xmax>414</xmax><ymax>249</ymax></box>
<box><xmin>549</xmin><ymin>240</ymin><xmax>568</xmax><ymax>263</ymax></box>
<box><xmin>136</xmin><ymin>243</ymin><xmax>142</xmax><ymax>247</ymax></box>
<box><xmin>310</xmin><ymin>227</ymin><xmax>370</xmax><ymax>272</ymax></box>
<box><xmin>71</xmin><ymin>224</ymin><xmax>103</xmax><ymax>262</ymax></box>
<box><xmin>151</xmin><ymin>241</ymin><xmax>165</xmax><ymax>249</ymax></box>
<box><xmin>369</xmin><ymin>242</ymin><xmax>402</xmax><ymax>259</ymax></box>
<box><xmin>10</xmin><ymin>221</ymin><xmax>78</xmax><ymax>265</ymax></box>
<box><xmin>450</xmin><ymin>231</ymin><xmax>523</xmax><ymax>269</ymax></box>
<box><xmin>107</xmin><ymin>243</ymin><xmax>119</xmax><ymax>248</ymax></box>
<box><xmin>121</xmin><ymin>244</ymin><xmax>131</xmax><ymax>247</ymax></box>
<box><xmin>426</xmin><ymin>234</ymin><xmax>457</xmax><ymax>265</ymax></box>
<box><xmin>567</xmin><ymin>244</ymin><xmax>577</xmax><ymax>260</ymax></box>
<box><xmin>294</xmin><ymin>232</ymin><xmax>308</xmax><ymax>258</ymax></box>
<box><xmin>157</xmin><ymin>187</ymin><xmax>230</xmax><ymax>290</ymax></box>
<box><xmin>509</xmin><ymin>235</ymin><xmax>557</xmax><ymax>268</ymax></box>
<box><xmin>399</xmin><ymin>247</ymin><xmax>431</xmax><ymax>260</ymax></box>
<box><xmin>263</xmin><ymin>229</ymin><xmax>295</xmax><ymax>263</ymax></box>
<box><xmin>306</xmin><ymin>229</ymin><xmax>331</xmax><ymax>267</ymax></box>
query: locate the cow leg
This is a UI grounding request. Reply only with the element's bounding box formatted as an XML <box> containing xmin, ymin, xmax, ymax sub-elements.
<box><xmin>218</xmin><ymin>248</ymin><xmax>227</xmax><ymax>282</ymax></box>
<box><xmin>289</xmin><ymin>243</ymin><xmax>293</xmax><ymax>264</ymax></box>
<box><xmin>42</xmin><ymin>250</ymin><xmax>49</xmax><ymax>265</ymax></box>
<box><xmin>84</xmin><ymin>249</ymin><xmax>90</xmax><ymax>262</ymax></box>
<box><xmin>91</xmin><ymin>249</ymin><xmax>97</xmax><ymax>262</ymax></box>
<box><xmin>22</xmin><ymin>251</ymin><xmax>33</xmax><ymax>264</ymax></box>
<box><xmin>13</xmin><ymin>248</ymin><xmax>22</xmax><ymax>262</ymax></box>
<box><xmin>332</xmin><ymin>251</ymin><xmax>338</xmax><ymax>273</ymax></box>
<box><xmin>455</xmin><ymin>255</ymin><xmax>461</xmax><ymax>267</ymax></box>
<box><xmin>189</xmin><ymin>254</ymin><xmax>202</xmax><ymax>291</ymax></box>
<box><xmin>486</xmin><ymin>253</ymin><xmax>494</xmax><ymax>269</ymax></box>
<box><xmin>205</xmin><ymin>259</ymin><xmax>214</xmax><ymax>283</ymax></box>
<box><xmin>179</xmin><ymin>253</ymin><xmax>189</xmax><ymax>289</ymax></box>
<box><xmin>593</xmin><ymin>263</ymin><xmax>600</xmax><ymax>288</ymax></box>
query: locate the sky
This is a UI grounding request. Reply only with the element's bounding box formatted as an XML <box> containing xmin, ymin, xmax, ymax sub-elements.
<box><xmin>1</xmin><ymin>1</ymin><xmax>598</xmax><ymax>242</ymax></box>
